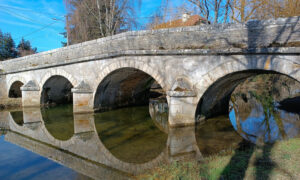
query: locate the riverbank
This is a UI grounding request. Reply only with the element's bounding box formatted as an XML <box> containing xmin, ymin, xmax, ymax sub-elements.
<box><xmin>0</xmin><ymin>98</ymin><xmax>22</xmax><ymax>110</ymax></box>
<box><xmin>137</xmin><ymin>138</ymin><xmax>300</xmax><ymax>180</ymax></box>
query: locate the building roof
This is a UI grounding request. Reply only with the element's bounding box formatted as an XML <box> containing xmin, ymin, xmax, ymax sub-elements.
<box><xmin>153</xmin><ymin>15</ymin><xmax>208</xmax><ymax>30</ymax></box>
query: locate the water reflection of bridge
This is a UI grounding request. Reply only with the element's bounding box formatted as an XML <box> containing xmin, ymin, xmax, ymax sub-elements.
<box><xmin>0</xmin><ymin>109</ymin><xmax>202</xmax><ymax>178</ymax></box>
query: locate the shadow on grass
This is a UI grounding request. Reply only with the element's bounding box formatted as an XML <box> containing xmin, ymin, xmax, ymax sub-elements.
<box><xmin>218</xmin><ymin>141</ymin><xmax>279</xmax><ymax>180</ymax></box>
<box><xmin>254</xmin><ymin>143</ymin><xmax>275</xmax><ymax>180</ymax></box>
<box><xmin>218</xmin><ymin>140</ymin><xmax>255</xmax><ymax>180</ymax></box>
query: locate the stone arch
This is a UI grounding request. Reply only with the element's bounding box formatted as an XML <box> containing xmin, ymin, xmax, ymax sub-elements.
<box><xmin>92</xmin><ymin>60</ymin><xmax>168</xmax><ymax>110</ymax></box>
<box><xmin>40</xmin><ymin>69</ymin><xmax>78</xmax><ymax>90</ymax></box>
<box><xmin>40</xmin><ymin>70</ymin><xmax>77</xmax><ymax>105</ymax></box>
<box><xmin>93</xmin><ymin>60</ymin><xmax>167</xmax><ymax>92</ymax></box>
<box><xmin>194</xmin><ymin>57</ymin><xmax>300</xmax><ymax>120</ymax></box>
<box><xmin>9</xmin><ymin>81</ymin><xmax>24</xmax><ymax>98</ymax></box>
<box><xmin>7</xmin><ymin>76</ymin><xmax>26</xmax><ymax>97</ymax></box>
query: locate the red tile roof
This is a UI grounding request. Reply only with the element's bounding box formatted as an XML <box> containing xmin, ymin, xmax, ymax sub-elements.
<box><xmin>153</xmin><ymin>15</ymin><xmax>208</xmax><ymax>30</ymax></box>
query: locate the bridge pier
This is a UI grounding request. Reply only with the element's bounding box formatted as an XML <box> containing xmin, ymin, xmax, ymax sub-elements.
<box><xmin>72</xmin><ymin>81</ymin><xmax>94</xmax><ymax>113</ymax></box>
<box><xmin>168</xmin><ymin>95</ymin><xmax>197</xmax><ymax>126</ymax></box>
<box><xmin>167</xmin><ymin>78</ymin><xmax>197</xmax><ymax>126</ymax></box>
<box><xmin>21</xmin><ymin>81</ymin><xmax>40</xmax><ymax>107</ymax></box>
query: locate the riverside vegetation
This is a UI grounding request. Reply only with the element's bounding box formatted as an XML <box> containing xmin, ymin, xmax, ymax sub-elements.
<box><xmin>137</xmin><ymin>138</ymin><xmax>300</xmax><ymax>180</ymax></box>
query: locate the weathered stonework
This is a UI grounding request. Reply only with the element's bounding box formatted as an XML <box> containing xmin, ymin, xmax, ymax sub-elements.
<box><xmin>72</xmin><ymin>81</ymin><xmax>94</xmax><ymax>113</ymax></box>
<box><xmin>0</xmin><ymin>16</ymin><xmax>299</xmax><ymax>126</ymax></box>
<box><xmin>21</xmin><ymin>81</ymin><xmax>40</xmax><ymax>107</ymax></box>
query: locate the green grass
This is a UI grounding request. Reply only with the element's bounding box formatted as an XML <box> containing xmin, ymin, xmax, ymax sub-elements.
<box><xmin>137</xmin><ymin>138</ymin><xmax>300</xmax><ymax>180</ymax></box>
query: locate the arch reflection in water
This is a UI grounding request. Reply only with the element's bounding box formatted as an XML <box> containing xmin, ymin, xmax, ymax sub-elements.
<box><xmin>229</xmin><ymin>74</ymin><xmax>300</xmax><ymax>144</ymax></box>
<box><xmin>95</xmin><ymin>106</ymin><xmax>168</xmax><ymax>164</ymax></box>
<box><xmin>41</xmin><ymin>105</ymin><xmax>74</xmax><ymax>141</ymax></box>
<box><xmin>1</xmin><ymin>107</ymin><xmax>206</xmax><ymax>178</ymax></box>
<box><xmin>10</xmin><ymin>111</ymin><xmax>24</xmax><ymax>126</ymax></box>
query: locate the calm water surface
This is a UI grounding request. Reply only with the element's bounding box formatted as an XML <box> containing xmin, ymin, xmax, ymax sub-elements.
<box><xmin>0</xmin><ymin>134</ymin><xmax>90</xmax><ymax>180</ymax></box>
<box><xmin>229</xmin><ymin>102</ymin><xmax>300</xmax><ymax>144</ymax></box>
<box><xmin>229</xmin><ymin>74</ymin><xmax>300</xmax><ymax>144</ymax></box>
<box><xmin>0</xmin><ymin>101</ymin><xmax>299</xmax><ymax>179</ymax></box>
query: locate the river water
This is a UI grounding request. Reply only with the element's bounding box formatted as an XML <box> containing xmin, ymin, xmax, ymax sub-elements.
<box><xmin>0</xmin><ymin>74</ymin><xmax>299</xmax><ymax>179</ymax></box>
<box><xmin>0</xmin><ymin>102</ymin><xmax>299</xmax><ymax>179</ymax></box>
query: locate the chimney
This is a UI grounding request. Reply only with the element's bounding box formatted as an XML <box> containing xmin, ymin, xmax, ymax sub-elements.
<box><xmin>182</xmin><ymin>13</ymin><xmax>190</xmax><ymax>23</ymax></box>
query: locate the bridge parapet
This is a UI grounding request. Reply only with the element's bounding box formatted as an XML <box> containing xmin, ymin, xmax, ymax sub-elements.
<box><xmin>0</xmin><ymin>16</ymin><xmax>299</xmax><ymax>75</ymax></box>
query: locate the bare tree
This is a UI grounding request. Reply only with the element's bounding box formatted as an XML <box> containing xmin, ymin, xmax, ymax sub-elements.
<box><xmin>187</xmin><ymin>0</ymin><xmax>210</xmax><ymax>22</ymax></box>
<box><xmin>64</xmin><ymin>0</ymin><xmax>141</xmax><ymax>44</ymax></box>
<box><xmin>231</xmin><ymin>0</ymin><xmax>300</xmax><ymax>23</ymax></box>
<box><xmin>224</xmin><ymin>0</ymin><xmax>231</xmax><ymax>23</ymax></box>
<box><xmin>187</xmin><ymin>0</ymin><xmax>232</xmax><ymax>23</ymax></box>
<box><xmin>252</xmin><ymin>0</ymin><xmax>300</xmax><ymax>20</ymax></box>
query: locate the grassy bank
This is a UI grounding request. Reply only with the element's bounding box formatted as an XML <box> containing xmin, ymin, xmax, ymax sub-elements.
<box><xmin>137</xmin><ymin>138</ymin><xmax>300</xmax><ymax>180</ymax></box>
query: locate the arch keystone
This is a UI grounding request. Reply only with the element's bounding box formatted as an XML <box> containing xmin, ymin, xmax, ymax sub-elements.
<box><xmin>167</xmin><ymin>77</ymin><xmax>196</xmax><ymax>97</ymax></box>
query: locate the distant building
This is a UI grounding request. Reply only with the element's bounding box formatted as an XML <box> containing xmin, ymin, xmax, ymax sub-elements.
<box><xmin>153</xmin><ymin>13</ymin><xmax>210</xmax><ymax>30</ymax></box>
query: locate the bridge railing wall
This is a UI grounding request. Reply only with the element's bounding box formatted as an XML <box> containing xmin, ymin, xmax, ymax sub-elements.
<box><xmin>0</xmin><ymin>16</ymin><xmax>299</xmax><ymax>74</ymax></box>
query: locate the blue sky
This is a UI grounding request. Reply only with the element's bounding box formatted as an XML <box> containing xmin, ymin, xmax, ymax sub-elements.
<box><xmin>0</xmin><ymin>0</ymin><xmax>183</xmax><ymax>52</ymax></box>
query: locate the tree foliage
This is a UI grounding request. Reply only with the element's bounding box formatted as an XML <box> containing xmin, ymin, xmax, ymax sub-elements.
<box><xmin>0</xmin><ymin>30</ymin><xmax>17</xmax><ymax>61</ymax></box>
<box><xmin>17</xmin><ymin>38</ymin><xmax>37</xmax><ymax>57</ymax></box>
<box><xmin>0</xmin><ymin>30</ymin><xmax>37</xmax><ymax>61</ymax></box>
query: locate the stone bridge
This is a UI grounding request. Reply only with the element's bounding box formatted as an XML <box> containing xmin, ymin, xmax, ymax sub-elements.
<box><xmin>0</xmin><ymin>16</ymin><xmax>299</xmax><ymax>126</ymax></box>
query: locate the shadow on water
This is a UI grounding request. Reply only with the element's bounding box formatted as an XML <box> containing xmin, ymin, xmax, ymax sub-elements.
<box><xmin>278</xmin><ymin>96</ymin><xmax>300</xmax><ymax>114</ymax></box>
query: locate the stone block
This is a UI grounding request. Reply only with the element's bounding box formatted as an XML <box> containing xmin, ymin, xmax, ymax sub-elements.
<box><xmin>73</xmin><ymin>93</ymin><xmax>94</xmax><ymax>113</ymax></box>
<box><xmin>168</xmin><ymin>96</ymin><xmax>197</xmax><ymax>126</ymax></box>
<box><xmin>21</xmin><ymin>91</ymin><xmax>40</xmax><ymax>107</ymax></box>
<box><xmin>72</xmin><ymin>81</ymin><xmax>94</xmax><ymax>113</ymax></box>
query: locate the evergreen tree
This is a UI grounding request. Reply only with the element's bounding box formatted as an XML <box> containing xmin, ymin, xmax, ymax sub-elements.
<box><xmin>0</xmin><ymin>30</ymin><xmax>17</xmax><ymax>61</ymax></box>
<box><xmin>17</xmin><ymin>38</ymin><xmax>37</xmax><ymax>57</ymax></box>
